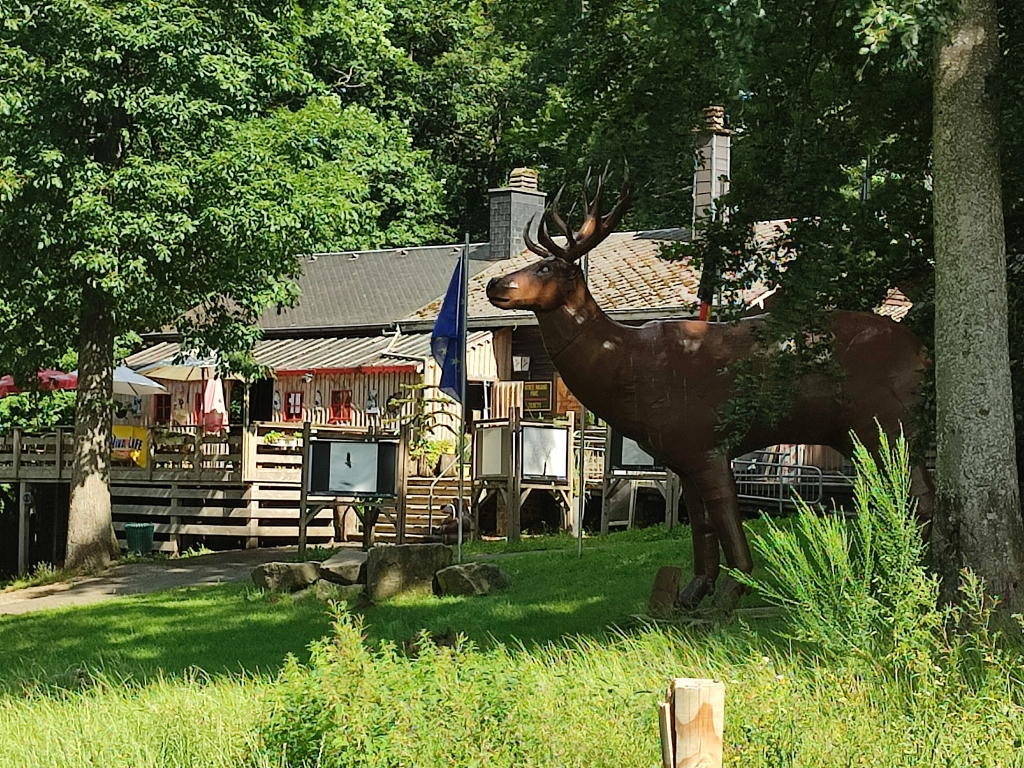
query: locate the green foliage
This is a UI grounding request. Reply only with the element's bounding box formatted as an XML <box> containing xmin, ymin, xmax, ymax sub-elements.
<box><xmin>738</xmin><ymin>430</ymin><xmax>937</xmax><ymax>662</ymax></box>
<box><xmin>740</xmin><ymin>428</ymin><xmax>1024</xmax><ymax>704</ymax></box>
<box><xmin>0</xmin><ymin>390</ymin><xmax>76</xmax><ymax>431</ymax></box>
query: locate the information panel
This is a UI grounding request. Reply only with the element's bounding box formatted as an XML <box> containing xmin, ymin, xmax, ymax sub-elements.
<box><xmin>608</xmin><ymin>429</ymin><xmax>662</xmax><ymax>470</ymax></box>
<box><xmin>521</xmin><ymin>424</ymin><xmax>569</xmax><ymax>481</ymax></box>
<box><xmin>309</xmin><ymin>438</ymin><xmax>399</xmax><ymax>497</ymax></box>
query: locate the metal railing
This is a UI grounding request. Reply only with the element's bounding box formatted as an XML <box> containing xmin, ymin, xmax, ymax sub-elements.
<box><xmin>731</xmin><ymin>452</ymin><xmax>824</xmax><ymax>515</ymax></box>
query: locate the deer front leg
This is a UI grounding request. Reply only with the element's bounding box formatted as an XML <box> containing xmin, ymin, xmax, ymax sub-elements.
<box><xmin>677</xmin><ymin>473</ymin><xmax>720</xmax><ymax>610</ymax></box>
<box><xmin>695</xmin><ymin>456</ymin><xmax>753</xmax><ymax>610</ymax></box>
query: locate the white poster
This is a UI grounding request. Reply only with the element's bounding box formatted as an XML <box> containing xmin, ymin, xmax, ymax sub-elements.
<box><xmin>479</xmin><ymin>427</ymin><xmax>505</xmax><ymax>477</ymax></box>
<box><xmin>521</xmin><ymin>425</ymin><xmax>569</xmax><ymax>480</ymax></box>
<box><xmin>622</xmin><ymin>437</ymin><xmax>657</xmax><ymax>467</ymax></box>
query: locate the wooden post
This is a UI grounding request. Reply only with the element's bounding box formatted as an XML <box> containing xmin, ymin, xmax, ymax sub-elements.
<box><xmin>660</xmin><ymin>678</ymin><xmax>725</xmax><ymax>768</ymax></box>
<box><xmin>17</xmin><ymin>481</ymin><xmax>29</xmax><ymax>576</ymax></box>
<box><xmin>507</xmin><ymin>409</ymin><xmax>521</xmax><ymax>542</ymax></box>
<box><xmin>297</xmin><ymin>420</ymin><xmax>312</xmax><ymax>558</ymax></box>
<box><xmin>600</xmin><ymin>424</ymin><xmax>613</xmax><ymax>535</ymax></box>
<box><xmin>55</xmin><ymin>427</ymin><xmax>63</xmax><ymax>480</ymax></box>
<box><xmin>396</xmin><ymin>425</ymin><xmax>410</xmax><ymax>545</ymax></box>
<box><xmin>169</xmin><ymin>486</ymin><xmax>181</xmax><ymax>556</ymax></box>
<box><xmin>192</xmin><ymin>428</ymin><xmax>202</xmax><ymax>481</ymax></box>
<box><xmin>12</xmin><ymin>428</ymin><xmax>22</xmax><ymax>478</ymax></box>
<box><xmin>146</xmin><ymin>426</ymin><xmax>155</xmax><ymax>481</ymax></box>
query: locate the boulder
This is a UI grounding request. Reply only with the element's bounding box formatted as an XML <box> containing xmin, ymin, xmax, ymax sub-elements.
<box><xmin>316</xmin><ymin>581</ymin><xmax>366</xmax><ymax>603</ymax></box>
<box><xmin>252</xmin><ymin>561</ymin><xmax>321</xmax><ymax>593</ymax></box>
<box><xmin>433</xmin><ymin>562</ymin><xmax>512</xmax><ymax>597</ymax></box>
<box><xmin>319</xmin><ymin>550</ymin><xmax>368</xmax><ymax>585</ymax></box>
<box><xmin>366</xmin><ymin>544</ymin><xmax>453</xmax><ymax>602</ymax></box>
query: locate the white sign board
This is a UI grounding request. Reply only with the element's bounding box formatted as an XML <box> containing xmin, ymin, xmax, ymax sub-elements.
<box><xmin>622</xmin><ymin>437</ymin><xmax>657</xmax><ymax>467</ymax></box>
<box><xmin>309</xmin><ymin>439</ymin><xmax>399</xmax><ymax>497</ymax></box>
<box><xmin>478</xmin><ymin>426</ymin><xmax>506</xmax><ymax>477</ymax></box>
<box><xmin>521</xmin><ymin>425</ymin><xmax>569</xmax><ymax>481</ymax></box>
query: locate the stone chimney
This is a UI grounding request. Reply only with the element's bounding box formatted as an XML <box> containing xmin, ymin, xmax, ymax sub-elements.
<box><xmin>692</xmin><ymin>106</ymin><xmax>732</xmax><ymax>230</ymax></box>
<box><xmin>488</xmin><ymin>167</ymin><xmax>546</xmax><ymax>260</ymax></box>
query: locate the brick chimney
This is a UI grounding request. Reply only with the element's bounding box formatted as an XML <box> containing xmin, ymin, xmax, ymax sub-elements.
<box><xmin>692</xmin><ymin>106</ymin><xmax>732</xmax><ymax>229</ymax></box>
<box><xmin>488</xmin><ymin>167</ymin><xmax>546</xmax><ymax>260</ymax></box>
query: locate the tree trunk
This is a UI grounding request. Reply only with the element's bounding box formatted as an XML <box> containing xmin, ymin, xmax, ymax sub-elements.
<box><xmin>931</xmin><ymin>0</ymin><xmax>1024</xmax><ymax>610</ymax></box>
<box><xmin>65</xmin><ymin>283</ymin><xmax>116</xmax><ymax>572</ymax></box>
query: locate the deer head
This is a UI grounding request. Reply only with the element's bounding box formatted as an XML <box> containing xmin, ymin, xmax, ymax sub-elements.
<box><xmin>486</xmin><ymin>168</ymin><xmax>631</xmax><ymax>312</ymax></box>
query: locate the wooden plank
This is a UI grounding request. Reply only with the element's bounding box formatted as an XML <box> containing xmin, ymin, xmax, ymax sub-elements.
<box><xmin>113</xmin><ymin>504</ymin><xmax>251</xmax><ymax>519</ymax></box>
<box><xmin>670</xmin><ymin>678</ymin><xmax>724</xmax><ymax>768</ymax></box>
<box><xmin>111</xmin><ymin>485</ymin><xmax>248</xmax><ymax>500</ymax></box>
<box><xmin>246</xmin><ymin>488</ymin><xmax>302</xmax><ymax>501</ymax></box>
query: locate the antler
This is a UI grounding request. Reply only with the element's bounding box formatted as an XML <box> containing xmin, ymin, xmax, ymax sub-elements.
<box><xmin>524</xmin><ymin>165</ymin><xmax>632</xmax><ymax>263</ymax></box>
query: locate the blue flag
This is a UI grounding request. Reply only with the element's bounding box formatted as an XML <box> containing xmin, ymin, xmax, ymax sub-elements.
<box><xmin>431</xmin><ymin>250</ymin><xmax>467</xmax><ymax>403</ymax></box>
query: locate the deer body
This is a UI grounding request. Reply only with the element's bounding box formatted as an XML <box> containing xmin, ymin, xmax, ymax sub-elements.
<box><xmin>486</xmin><ymin>181</ymin><xmax>933</xmax><ymax>608</ymax></box>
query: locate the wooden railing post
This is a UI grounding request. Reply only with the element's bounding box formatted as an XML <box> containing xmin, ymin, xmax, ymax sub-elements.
<box><xmin>55</xmin><ymin>427</ymin><xmax>63</xmax><ymax>480</ymax></box>
<box><xmin>12</xmin><ymin>428</ymin><xmax>21</xmax><ymax>479</ymax></box>
<box><xmin>193</xmin><ymin>428</ymin><xmax>202</xmax><ymax>481</ymax></box>
<box><xmin>17</xmin><ymin>480</ymin><xmax>29</xmax><ymax>576</ymax></box>
<box><xmin>297</xmin><ymin>420</ymin><xmax>312</xmax><ymax>558</ymax></box>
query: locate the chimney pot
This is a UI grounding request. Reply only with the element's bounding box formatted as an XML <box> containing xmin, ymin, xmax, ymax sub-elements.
<box><xmin>703</xmin><ymin>106</ymin><xmax>726</xmax><ymax>133</ymax></box>
<box><xmin>508</xmin><ymin>167</ymin><xmax>539</xmax><ymax>191</ymax></box>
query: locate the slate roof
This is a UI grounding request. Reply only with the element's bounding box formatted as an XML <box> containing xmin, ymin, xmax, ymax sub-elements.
<box><xmin>259</xmin><ymin>243</ymin><xmax>493</xmax><ymax>332</ymax></box>
<box><xmin>405</xmin><ymin>228</ymin><xmax>712</xmax><ymax>324</ymax></box>
<box><xmin>127</xmin><ymin>332</ymin><xmax>492</xmax><ymax>375</ymax></box>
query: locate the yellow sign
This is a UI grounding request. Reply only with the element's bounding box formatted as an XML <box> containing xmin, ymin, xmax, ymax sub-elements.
<box><xmin>112</xmin><ymin>426</ymin><xmax>148</xmax><ymax>468</ymax></box>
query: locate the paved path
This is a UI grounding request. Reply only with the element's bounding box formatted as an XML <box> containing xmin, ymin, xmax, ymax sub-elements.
<box><xmin>0</xmin><ymin>547</ymin><xmax>300</xmax><ymax>616</ymax></box>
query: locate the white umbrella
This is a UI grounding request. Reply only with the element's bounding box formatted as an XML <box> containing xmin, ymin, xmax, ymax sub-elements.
<box><xmin>136</xmin><ymin>354</ymin><xmax>240</xmax><ymax>382</ymax></box>
<box><xmin>69</xmin><ymin>366</ymin><xmax>168</xmax><ymax>396</ymax></box>
<box><xmin>111</xmin><ymin>366</ymin><xmax>168</xmax><ymax>396</ymax></box>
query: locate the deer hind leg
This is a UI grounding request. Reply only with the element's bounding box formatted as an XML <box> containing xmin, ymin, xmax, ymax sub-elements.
<box><xmin>677</xmin><ymin>473</ymin><xmax>719</xmax><ymax>610</ymax></box>
<box><xmin>696</xmin><ymin>455</ymin><xmax>754</xmax><ymax>611</ymax></box>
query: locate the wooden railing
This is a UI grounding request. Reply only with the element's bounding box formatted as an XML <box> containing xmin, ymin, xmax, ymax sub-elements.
<box><xmin>0</xmin><ymin>426</ymin><xmax>244</xmax><ymax>483</ymax></box>
<box><xmin>0</xmin><ymin>422</ymin><xmax>382</xmax><ymax>486</ymax></box>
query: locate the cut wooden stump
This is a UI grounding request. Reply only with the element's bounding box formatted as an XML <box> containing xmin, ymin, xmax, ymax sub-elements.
<box><xmin>659</xmin><ymin>677</ymin><xmax>725</xmax><ymax>768</ymax></box>
<box><xmin>649</xmin><ymin>565</ymin><xmax>683</xmax><ymax>618</ymax></box>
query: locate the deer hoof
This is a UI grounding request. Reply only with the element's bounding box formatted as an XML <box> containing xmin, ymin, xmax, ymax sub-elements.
<box><xmin>711</xmin><ymin>575</ymin><xmax>748</xmax><ymax>612</ymax></box>
<box><xmin>677</xmin><ymin>575</ymin><xmax>711</xmax><ymax>611</ymax></box>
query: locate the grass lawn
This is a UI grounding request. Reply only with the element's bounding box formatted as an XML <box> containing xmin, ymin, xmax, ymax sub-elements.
<box><xmin>0</xmin><ymin>526</ymin><xmax>705</xmax><ymax>690</ymax></box>
<box><xmin>0</xmin><ymin>525</ymin><xmax>1020</xmax><ymax>768</ymax></box>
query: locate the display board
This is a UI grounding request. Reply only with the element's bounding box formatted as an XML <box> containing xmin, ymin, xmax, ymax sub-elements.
<box><xmin>521</xmin><ymin>424</ymin><xmax>570</xmax><ymax>481</ymax></box>
<box><xmin>309</xmin><ymin>438</ymin><xmax>399</xmax><ymax>497</ymax></box>
<box><xmin>475</xmin><ymin>425</ymin><xmax>508</xmax><ymax>478</ymax></box>
<box><xmin>523</xmin><ymin>381</ymin><xmax>553</xmax><ymax>413</ymax></box>
<box><xmin>608</xmin><ymin>429</ymin><xmax>662</xmax><ymax>470</ymax></box>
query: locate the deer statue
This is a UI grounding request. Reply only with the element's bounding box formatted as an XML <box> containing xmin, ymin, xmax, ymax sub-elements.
<box><xmin>486</xmin><ymin>174</ymin><xmax>934</xmax><ymax>609</ymax></box>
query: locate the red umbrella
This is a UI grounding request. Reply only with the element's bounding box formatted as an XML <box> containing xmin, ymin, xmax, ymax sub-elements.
<box><xmin>0</xmin><ymin>370</ymin><xmax>79</xmax><ymax>398</ymax></box>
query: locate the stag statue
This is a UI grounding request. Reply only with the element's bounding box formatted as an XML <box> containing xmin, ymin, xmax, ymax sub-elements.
<box><xmin>486</xmin><ymin>174</ymin><xmax>934</xmax><ymax>609</ymax></box>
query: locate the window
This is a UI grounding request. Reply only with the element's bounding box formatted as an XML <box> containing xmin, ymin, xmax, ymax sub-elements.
<box><xmin>330</xmin><ymin>390</ymin><xmax>352</xmax><ymax>423</ymax></box>
<box><xmin>285</xmin><ymin>391</ymin><xmax>304</xmax><ymax>421</ymax></box>
<box><xmin>154</xmin><ymin>394</ymin><xmax>171</xmax><ymax>424</ymax></box>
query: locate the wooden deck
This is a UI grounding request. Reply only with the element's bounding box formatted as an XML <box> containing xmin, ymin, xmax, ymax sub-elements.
<box><xmin>0</xmin><ymin>424</ymin><xmax>391</xmax><ymax>557</ymax></box>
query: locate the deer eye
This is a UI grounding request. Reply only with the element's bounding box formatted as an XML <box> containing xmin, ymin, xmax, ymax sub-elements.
<box><xmin>539</xmin><ymin>265</ymin><xmax>551</xmax><ymax>274</ymax></box>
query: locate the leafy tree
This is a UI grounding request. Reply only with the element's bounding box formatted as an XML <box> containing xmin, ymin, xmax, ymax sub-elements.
<box><xmin>0</xmin><ymin>0</ymin><xmax>447</xmax><ymax>571</ymax></box>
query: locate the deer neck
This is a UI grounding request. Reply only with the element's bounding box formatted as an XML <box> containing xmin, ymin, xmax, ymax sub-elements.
<box><xmin>535</xmin><ymin>281</ymin><xmax>622</xmax><ymax>367</ymax></box>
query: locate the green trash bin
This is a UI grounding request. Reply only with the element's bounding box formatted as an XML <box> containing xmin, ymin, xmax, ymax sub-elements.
<box><xmin>124</xmin><ymin>523</ymin><xmax>155</xmax><ymax>556</ymax></box>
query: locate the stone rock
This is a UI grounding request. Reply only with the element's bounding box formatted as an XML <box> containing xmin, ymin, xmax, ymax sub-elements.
<box><xmin>433</xmin><ymin>562</ymin><xmax>512</xmax><ymax>597</ymax></box>
<box><xmin>251</xmin><ymin>561</ymin><xmax>321</xmax><ymax>593</ymax></box>
<box><xmin>319</xmin><ymin>550</ymin><xmax>368</xmax><ymax>585</ymax></box>
<box><xmin>316</xmin><ymin>581</ymin><xmax>366</xmax><ymax>602</ymax></box>
<box><xmin>366</xmin><ymin>544</ymin><xmax>453</xmax><ymax>602</ymax></box>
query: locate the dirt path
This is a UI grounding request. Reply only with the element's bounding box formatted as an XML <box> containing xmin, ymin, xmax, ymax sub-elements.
<box><xmin>0</xmin><ymin>547</ymin><xmax>300</xmax><ymax>616</ymax></box>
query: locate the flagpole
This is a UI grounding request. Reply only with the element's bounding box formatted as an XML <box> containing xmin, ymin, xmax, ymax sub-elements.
<box><xmin>457</xmin><ymin>233</ymin><xmax>469</xmax><ymax>565</ymax></box>
<box><xmin>577</xmin><ymin>253</ymin><xmax>589</xmax><ymax>558</ymax></box>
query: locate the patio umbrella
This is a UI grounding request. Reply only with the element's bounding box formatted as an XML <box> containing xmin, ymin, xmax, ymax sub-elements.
<box><xmin>65</xmin><ymin>366</ymin><xmax>168</xmax><ymax>396</ymax></box>
<box><xmin>135</xmin><ymin>354</ymin><xmax>240</xmax><ymax>382</ymax></box>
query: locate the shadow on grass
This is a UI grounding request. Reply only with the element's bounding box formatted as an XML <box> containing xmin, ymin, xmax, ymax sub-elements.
<box><xmin>0</xmin><ymin>526</ymin><xmax>738</xmax><ymax>690</ymax></box>
<box><xmin>0</xmin><ymin>584</ymin><xmax>333</xmax><ymax>690</ymax></box>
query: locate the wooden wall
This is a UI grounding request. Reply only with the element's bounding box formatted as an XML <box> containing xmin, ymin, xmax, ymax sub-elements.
<box><xmin>269</xmin><ymin>370</ymin><xmax>421</xmax><ymax>428</ymax></box>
